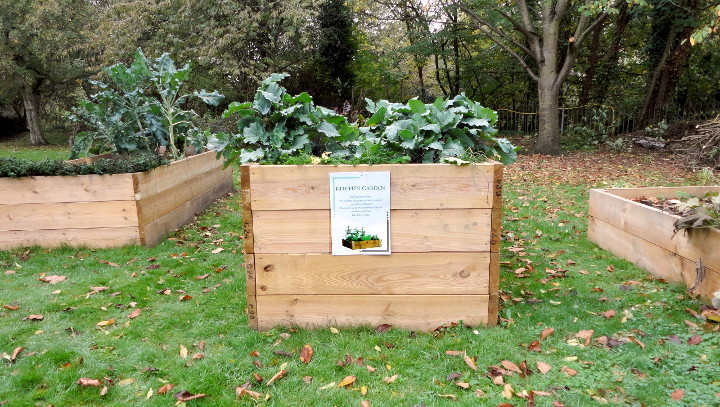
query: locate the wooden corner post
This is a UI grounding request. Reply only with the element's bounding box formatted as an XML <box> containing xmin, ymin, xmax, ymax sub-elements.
<box><xmin>240</xmin><ymin>164</ymin><xmax>258</xmax><ymax>329</ymax></box>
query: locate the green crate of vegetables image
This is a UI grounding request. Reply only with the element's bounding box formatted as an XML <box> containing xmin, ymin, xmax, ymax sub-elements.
<box><xmin>341</xmin><ymin>226</ymin><xmax>382</xmax><ymax>250</ymax></box>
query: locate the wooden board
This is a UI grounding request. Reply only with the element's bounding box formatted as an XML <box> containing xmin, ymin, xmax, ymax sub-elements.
<box><xmin>250</xmin><ymin>208</ymin><xmax>492</xmax><ymax>254</ymax></box>
<box><xmin>254</xmin><ymin>253</ymin><xmax>490</xmax><ymax>295</ymax></box>
<box><xmin>1</xmin><ymin>173</ymin><xmax>135</xmax><ymax>205</ymax></box>
<box><xmin>255</xmin><ymin>295</ymin><xmax>491</xmax><ymax>331</ymax></box>
<box><xmin>134</xmin><ymin>151</ymin><xmax>228</xmax><ymax>199</ymax></box>
<box><xmin>242</xmin><ymin>163</ymin><xmax>499</xmax><ymax>210</ymax></box>
<box><xmin>139</xmin><ymin>178</ymin><xmax>233</xmax><ymax>246</ymax></box>
<box><xmin>136</xmin><ymin>165</ymin><xmax>231</xmax><ymax>223</ymax></box>
<box><xmin>601</xmin><ymin>186</ymin><xmax>720</xmax><ymax>200</ymax></box>
<box><xmin>0</xmin><ymin>227</ymin><xmax>139</xmax><ymax>250</ymax></box>
<box><xmin>590</xmin><ymin>189</ymin><xmax>720</xmax><ymax>274</ymax></box>
<box><xmin>589</xmin><ymin>217</ymin><xmax>720</xmax><ymax>300</ymax></box>
<box><xmin>0</xmin><ymin>201</ymin><xmax>139</xmax><ymax>231</ymax></box>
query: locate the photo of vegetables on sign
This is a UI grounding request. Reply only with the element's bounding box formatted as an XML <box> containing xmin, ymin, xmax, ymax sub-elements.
<box><xmin>330</xmin><ymin>172</ymin><xmax>391</xmax><ymax>255</ymax></box>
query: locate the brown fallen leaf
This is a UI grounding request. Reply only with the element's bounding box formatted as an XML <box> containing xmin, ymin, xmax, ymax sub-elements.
<box><xmin>537</xmin><ymin>361</ymin><xmax>552</xmax><ymax>374</ymax></box>
<box><xmin>375</xmin><ymin>323</ymin><xmax>392</xmax><ymax>333</ymax></box>
<box><xmin>3</xmin><ymin>304</ymin><xmax>19</xmax><ymax>311</ymax></box>
<box><xmin>528</xmin><ymin>340</ymin><xmax>542</xmax><ymax>351</ymax></box>
<box><xmin>253</xmin><ymin>373</ymin><xmax>263</xmax><ymax>382</ymax></box>
<box><xmin>561</xmin><ymin>366</ymin><xmax>578</xmax><ymax>376</ymax></box>
<box><xmin>127</xmin><ymin>309</ymin><xmax>141</xmax><ymax>319</ymax></box>
<box><xmin>503</xmin><ymin>383</ymin><xmax>514</xmax><ymax>398</ymax></box>
<box><xmin>77</xmin><ymin>377</ymin><xmax>103</xmax><ymax>387</ymax></box>
<box><xmin>99</xmin><ymin>260</ymin><xmax>119</xmax><ymax>267</ymax></box>
<box><xmin>191</xmin><ymin>353</ymin><xmax>204</xmax><ymax>360</ymax></box>
<box><xmin>266</xmin><ymin>369</ymin><xmax>288</xmax><ymax>386</ymax></box>
<box><xmin>445</xmin><ymin>350</ymin><xmax>464</xmax><ymax>356</ymax></box>
<box><xmin>455</xmin><ymin>381</ymin><xmax>470</xmax><ymax>389</ymax></box>
<box><xmin>438</xmin><ymin>394</ymin><xmax>458</xmax><ymax>400</ymax></box>
<box><xmin>575</xmin><ymin>330</ymin><xmax>594</xmax><ymax>345</ymax></box>
<box><xmin>179</xmin><ymin>295</ymin><xmax>192</xmax><ymax>301</ymax></box>
<box><xmin>39</xmin><ymin>275</ymin><xmax>66</xmax><ymax>284</ymax></box>
<box><xmin>382</xmin><ymin>374</ymin><xmax>398</xmax><ymax>384</ymax></box>
<box><xmin>236</xmin><ymin>386</ymin><xmax>262</xmax><ymax>399</ymax></box>
<box><xmin>540</xmin><ymin>327</ymin><xmax>555</xmax><ymax>340</ymax></box>
<box><xmin>26</xmin><ymin>314</ymin><xmax>44</xmax><ymax>321</ymax></box>
<box><xmin>8</xmin><ymin>347</ymin><xmax>24</xmax><ymax>362</ymax></box>
<box><xmin>96</xmin><ymin>318</ymin><xmax>115</xmax><ymax>327</ymax></box>
<box><xmin>628</xmin><ymin>336</ymin><xmax>645</xmax><ymax>349</ymax></box>
<box><xmin>501</xmin><ymin>360</ymin><xmax>522</xmax><ymax>374</ymax></box>
<box><xmin>670</xmin><ymin>389</ymin><xmax>685</xmax><ymax>401</ymax></box>
<box><xmin>532</xmin><ymin>390</ymin><xmax>552</xmax><ymax>396</ymax></box>
<box><xmin>464</xmin><ymin>354</ymin><xmax>478</xmax><ymax>370</ymax></box>
<box><xmin>602</xmin><ymin>310</ymin><xmax>616</xmax><ymax>319</ymax></box>
<box><xmin>361</xmin><ymin>400</ymin><xmax>371</xmax><ymax>407</ymax></box>
<box><xmin>300</xmin><ymin>344</ymin><xmax>313</xmax><ymax>364</ymax></box>
<box><xmin>249</xmin><ymin>350</ymin><xmax>260</xmax><ymax>357</ymax></box>
<box><xmin>157</xmin><ymin>383</ymin><xmax>175</xmax><ymax>394</ymax></box>
<box><xmin>688</xmin><ymin>335</ymin><xmax>703</xmax><ymax>345</ymax></box>
<box><xmin>337</xmin><ymin>375</ymin><xmax>356</xmax><ymax>388</ymax></box>
<box><xmin>173</xmin><ymin>390</ymin><xmax>206</xmax><ymax>402</ymax></box>
<box><xmin>195</xmin><ymin>274</ymin><xmax>210</xmax><ymax>280</ymax></box>
<box><xmin>179</xmin><ymin>345</ymin><xmax>188</xmax><ymax>359</ymax></box>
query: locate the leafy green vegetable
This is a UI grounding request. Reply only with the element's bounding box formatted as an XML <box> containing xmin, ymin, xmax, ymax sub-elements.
<box><xmin>343</xmin><ymin>227</ymin><xmax>380</xmax><ymax>242</ymax></box>
<box><xmin>0</xmin><ymin>154</ymin><xmax>168</xmax><ymax>178</ymax></box>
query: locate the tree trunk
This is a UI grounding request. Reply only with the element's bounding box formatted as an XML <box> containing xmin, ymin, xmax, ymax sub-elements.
<box><xmin>21</xmin><ymin>86</ymin><xmax>48</xmax><ymax>146</ymax></box>
<box><xmin>535</xmin><ymin>79</ymin><xmax>562</xmax><ymax>155</ymax></box>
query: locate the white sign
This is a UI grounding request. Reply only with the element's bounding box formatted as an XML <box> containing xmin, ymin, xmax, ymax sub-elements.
<box><xmin>330</xmin><ymin>171</ymin><xmax>391</xmax><ymax>255</ymax></box>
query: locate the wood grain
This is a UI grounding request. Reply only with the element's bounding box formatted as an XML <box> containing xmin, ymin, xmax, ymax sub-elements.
<box><xmin>242</xmin><ymin>163</ymin><xmax>498</xmax><ymax>210</ymax></box>
<box><xmin>255</xmin><ymin>294</ymin><xmax>491</xmax><ymax>331</ymax></box>
<box><xmin>254</xmin><ymin>253</ymin><xmax>490</xmax><ymax>295</ymax></box>
<box><xmin>1</xmin><ymin>173</ymin><xmax>135</xmax><ymax>205</ymax></box>
<box><xmin>251</xmin><ymin>208</ymin><xmax>492</xmax><ymax>254</ymax></box>
<box><xmin>0</xmin><ymin>201</ymin><xmax>138</xmax><ymax>231</ymax></box>
<box><xmin>0</xmin><ymin>227</ymin><xmax>139</xmax><ymax>250</ymax></box>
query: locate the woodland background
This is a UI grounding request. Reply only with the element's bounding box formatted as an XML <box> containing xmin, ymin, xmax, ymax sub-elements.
<box><xmin>1</xmin><ymin>0</ymin><xmax>719</xmax><ymax>154</ymax></box>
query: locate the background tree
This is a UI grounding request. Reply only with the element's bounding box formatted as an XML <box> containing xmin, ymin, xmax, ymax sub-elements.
<box><xmin>0</xmin><ymin>0</ymin><xmax>95</xmax><ymax>145</ymax></box>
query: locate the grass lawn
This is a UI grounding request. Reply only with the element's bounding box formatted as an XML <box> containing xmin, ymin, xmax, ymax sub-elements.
<box><xmin>1</xmin><ymin>148</ymin><xmax>719</xmax><ymax>406</ymax></box>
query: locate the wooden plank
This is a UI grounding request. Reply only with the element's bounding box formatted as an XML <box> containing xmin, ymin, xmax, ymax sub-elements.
<box><xmin>1</xmin><ymin>173</ymin><xmax>135</xmax><ymax>205</ymax></box>
<box><xmin>254</xmin><ymin>253</ymin><xmax>490</xmax><ymax>295</ymax></box>
<box><xmin>0</xmin><ymin>227</ymin><xmax>139</xmax><ymax>250</ymax></box>
<box><xmin>255</xmin><ymin>295</ymin><xmax>490</xmax><ymax>331</ymax></box>
<box><xmin>139</xmin><ymin>177</ymin><xmax>233</xmax><ymax>246</ymax></box>
<box><xmin>240</xmin><ymin>165</ymin><xmax>252</xmax><ymax>211</ymax></box>
<box><xmin>251</xmin><ymin>208</ymin><xmax>492</xmax><ymax>254</ymax></box>
<box><xmin>589</xmin><ymin>217</ymin><xmax>720</xmax><ymax>301</ymax></box>
<box><xmin>590</xmin><ymin>189</ymin><xmax>720</xmax><ymax>273</ymax></box>
<box><xmin>134</xmin><ymin>151</ymin><xmax>227</xmax><ymax>199</ymax></box>
<box><xmin>66</xmin><ymin>153</ymin><xmax>114</xmax><ymax>164</ymax></box>
<box><xmin>243</xmin><ymin>210</ymin><xmax>255</xmax><ymax>254</ymax></box>
<box><xmin>244</xmin><ymin>254</ymin><xmax>258</xmax><ymax>330</ymax></box>
<box><xmin>243</xmin><ymin>163</ymin><xmax>498</xmax><ymax>211</ymax></box>
<box><xmin>136</xmin><ymin>165</ymin><xmax>231</xmax><ymax>224</ymax></box>
<box><xmin>0</xmin><ymin>201</ymin><xmax>138</xmax><ymax>231</ymax></box>
<box><xmin>601</xmin><ymin>186</ymin><xmax>720</xmax><ymax>200</ymax></box>
<box><xmin>488</xmin><ymin>252</ymin><xmax>500</xmax><ymax>324</ymax></box>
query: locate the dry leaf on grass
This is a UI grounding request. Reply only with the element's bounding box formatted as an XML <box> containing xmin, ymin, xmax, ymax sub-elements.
<box><xmin>540</xmin><ymin>327</ymin><xmax>555</xmax><ymax>340</ymax></box>
<box><xmin>236</xmin><ymin>387</ymin><xmax>262</xmax><ymax>399</ymax></box>
<box><xmin>173</xmin><ymin>390</ymin><xmax>206</xmax><ymax>402</ymax></box>
<box><xmin>537</xmin><ymin>361</ymin><xmax>552</xmax><ymax>374</ymax></box>
<box><xmin>77</xmin><ymin>377</ymin><xmax>103</xmax><ymax>387</ymax></box>
<box><xmin>266</xmin><ymin>370</ymin><xmax>288</xmax><ymax>386</ymax></box>
<box><xmin>464</xmin><ymin>354</ymin><xmax>477</xmax><ymax>370</ymax></box>
<box><xmin>337</xmin><ymin>375</ymin><xmax>356</xmax><ymax>387</ymax></box>
<box><xmin>39</xmin><ymin>275</ymin><xmax>66</xmax><ymax>284</ymax></box>
<box><xmin>96</xmin><ymin>318</ymin><xmax>115</xmax><ymax>327</ymax></box>
<box><xmin>300</xmin><ymin>344</ymin><xmax>313</xmax><ymax>364</ymax></box>
<box><xmin>158</xmin><ymin>383</ymin><xmax>175</xmax><ymax>394</ymax></box>
<box><xmin>127</xmin><ymin>309</ymin><xmax>141</xmax><ymax>319</ymax></box>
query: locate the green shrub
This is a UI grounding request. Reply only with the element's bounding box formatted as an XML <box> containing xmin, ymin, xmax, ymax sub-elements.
<box><xmin>70</xmin><ymin>49</ymin><xmax>223</xmax><ymax>160</ymax></box>
<box><xmin>213</xmin><ymin>74</ymin><xmax>517</xmax><ymax>166</ymax></box>
<box><xmin>0</xmin><ymin>154</ymin><xmax>169</xmax><ymax>178</ymax></box>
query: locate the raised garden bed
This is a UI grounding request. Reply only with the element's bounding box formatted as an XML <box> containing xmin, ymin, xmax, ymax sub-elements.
<box><xmin>242</xmin><ymin>162</ymin><xmax>503</xmax><ymax>331</ymax></box>
<box><xmin>588</xmin><ymin>186</ymin><xmax>720</xmax><ymax>301</ymax></box>
<box><xmin>0</xmin><ymin>151</ymin><xmax>233</xmax><ymax>249</ymax></box>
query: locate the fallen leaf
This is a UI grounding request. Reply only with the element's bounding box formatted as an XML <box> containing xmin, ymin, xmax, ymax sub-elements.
<box><xmin>537</xmin><ymin>361</ymin><xmax>552</xmax><ymax>374</ymax></box>
<box><xmin>602</xmin><ymin>310</ymin><xmax>616</xmax><ymax>319</ymax></box>
<box><xmin>173</xmin><ymin>390</ymin><xmax>206</xmax><ymax>402</ymax></box>
<box><xmin>528</xmin><ymin>340</ymin><xmax>542</xmax><ymax>351</ymax></box>
<box><xmin>382</xmin><ymin>374</ymin><xmax>398</xmax><ymax>383</ymax></box>
<box><xmin>503</xmin><ymin>383</ymin><xmax>514</xmax><ymax>398</ymax></box>
<box><xmin>266</xmin><ymin>369</ymin><xmax>288</xmax><ymax>386</ymax></box>
<box><xmin>179</xmin><ymin>345</ymin><xmax>188</xmax><ymax>359</ymax></box>
<box><xmin>128</xmin><ymin>309</ymin><xmax>142</xmax><ymax>319</ymax></box>
<box><xmin>179</xmin><ymin>295</ymin><xmax>192</xmax><ymax>301</ymax></box>
<box><xmin>158</xmin><ymin>383</ymin><xmax>175</xmax><ymax>394</ymax></box>
<box><xmin>26</xmin><ymin>314</ymin><xmax>43</xmax><ymax>321</ymax></box>
<box><xmin>464</xmin><ymin>354</ymin><xmax>478</xmax><ymax>370</ymax></box>
<box><xmin>191</xmin><ymin>353</ymin><xmax>204</xmax><ymax>360</ymax></box>
<box><xmin>195</xmin><ymin>274</ymin><xmax>210</xmax><ymax>280</ymax></box>
<box><xmin>337</xmin><ymin>375</ymin><xmax>356</xmax><ymax>388</ymax></box>
<box><xmin>146</xmin><ymin>388</ymin><xmax>153</xmax><ymax>399</ymax></box>
<box><xmin>670</xmin><ymin>389</ymin><xmax>685</xmax><ymax>400</ymax></box>
<box><xmin>119</xmin><ymin>378</ymin><xmax>135</xmax><ymax>386</ymax></box>
<box><xmin>77</xmin><ymin>377</ymin><xmax>103</xmax><ymax>387</ymax></box>
<box><xmin>501</xmin><ymin>360</ymin><xmax>522</xmax><ymax>374</ymax></box>
<box><xmin>561</xmin><ymin>366</ymin><xmax>578</xmax><ymax>376</ymax></box>
<box><xmin>532</xmin><ymin>390</ymin><xmax>552</xmax><ymax>396</ymax></box>
<box><xmin>2</xmin><ymin>305</ymin><xmax>18</xmax><ymax>311</ymax></box>
<box><xmin>318</xmin><ymin>382</ymin><xmax>336</xmax><ymax>390</ymax></box>
<box><xmin>455</xmin><ymin>381</ymin><xmax>470</xmax><ymax>389</ymax></box>
<box><xmin>39</xmin><ymin>275</ymin><xmax>66</xmax><ymax>284</ymax></box>
<box><xmin>361</xmin><ymin>400</ymin><xmax>371</xmax><ymax>407</ymax></box>
<box><xmin>99</xmin><ymin>260</ymin><xmax>119</xmax><ymax>267</ymax></box>
<box><xmin>438</xmin><ymin>394</ymin><xmax>458</xmax><ymax>400</ymax></box>
<box><xmin>100</xmin><ymin>386</ymin><xmax>108</xmax><ymax>396</ymax></box>
<box><xmin>628</xmin><ymin>336</ymin><xmax>645</xmax><ymax>349</ymax></box>
<box><xmin>366</xmin><ymin>365</ymin><xmax>376</xmax><ymax>373</ymax></box>
<box><xmin>445</xmin><ymin>350</ymin><xmax>464</xmax><ymax>356</ymax></box>
<box><xmin>6</xmin><ymin>347</ymin><xmax>24</xmax><ymax>362</ymax></box>
<box><xmin>96</xmin><ymin>318</ymin><xmax>115</xmax><ymax>327</ymax></box>
<box><xmin>540</xmin><ymin>327</ymin><xmax>555</xmax><ymax>340</ymax></box>
<box><xmin>375</xmin><ymin>323</ymin><xmax>392</xmax><ymax>333</ymax></box>
<box><xmin>330</xmin><ymin>327</ymin><xmax>340</xmax><ymax>334</ymax></box>
<box><xmin>236</xmin><ymin>387</ymin><xmax>262</xmax><ymax>399</ymax></box>
<box><xmin>575</xmin><ymin>330</ymin><xmax>594</xmax><ymax>345</ymax></box>
<box><xmin>688</xmin><ymin>335</ymin><xmax>703</xmax><ymax>345</ymax></box>
<box><xmin>211</xmin><ymin>247</ymin><xmax>224</xmax><ymax>254</ymax></box>
<box><xmin>300</xmin><ymin>344</ymin><xmax>313</xmax><ymax>364</ymax></box>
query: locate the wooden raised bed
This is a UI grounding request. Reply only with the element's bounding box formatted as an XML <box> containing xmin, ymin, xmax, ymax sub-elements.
<box><xmin>588</xmin><ymin>186</ymin><xmax>720</xmax><ymax>301</ymax></box>
<box><xmin>0</xmin><ymin>151</ymin><xmax>233</xmax><ymax>249</ymax></box>
<box><xmin>241</xmin><ymin>162</ymin><xmax>503</xmax><ymax>331</ymax></box>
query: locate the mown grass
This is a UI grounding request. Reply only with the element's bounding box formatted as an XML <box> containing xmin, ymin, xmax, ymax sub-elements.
<box><xmin>0</xmin><ymin>131</ymin><xmax>71</xmax><ymax>160</ymax></box>
<box><xmin>1</xmin><ymin>150</ymin><xmax>719</xmax><ymax>406</ymax></box>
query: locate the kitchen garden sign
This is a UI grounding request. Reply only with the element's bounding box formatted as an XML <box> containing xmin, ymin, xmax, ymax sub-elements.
<box><xmin>330</xmin><ymin>171</ymin><xmax>391</xmax><ymax>255</ymax></box>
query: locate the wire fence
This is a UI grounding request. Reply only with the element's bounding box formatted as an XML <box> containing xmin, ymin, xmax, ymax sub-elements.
<box><xmin>496</xmin><ymin>102</ymin><xmax>720</xmax><ymax>136</ymax></box>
